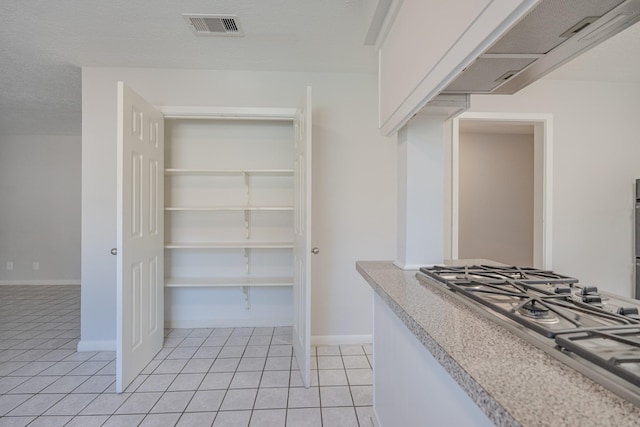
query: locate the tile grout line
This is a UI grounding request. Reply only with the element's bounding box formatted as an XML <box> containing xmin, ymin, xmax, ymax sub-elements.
<box><xmin>211</xmin><ymin>327</ymin><xmax>246</xmax><ymax>426</ymax></box>
<box><xmin>210</xmin><ymin>328</ymin><xmax>234</xmax><ymax>425</ymax></box>
<box><xmin>341</xmin><ymin>344</ymin><xmax>364</xmax><ymax>427</ymax></box>
<box><xmin>315</xmin><ymin>345</ymin><xmax>324</xmax><ymax>427</ymax></box>
<box><xmin>149</xmin><ymin>327</ymin><xmax>216</xmax><ymax>427</ymax></box>
<box><xmin>247</xmin><ymin>328</ymin><xmax>273</xmax><ymax>425</ymax></box>
<box><xmin>1</xmin><ymin>287</ymin><xmax>372</xmax><ymax>426</ymax></box>
<box><xmin>283</xmin><ymin>338</ymin><xmax>294</xmax><ymax>427</ymax></box>
<box><xmin>120</xmin><ymin>328</ymin><xmax>190</xmax><ymax>424</ymax></box>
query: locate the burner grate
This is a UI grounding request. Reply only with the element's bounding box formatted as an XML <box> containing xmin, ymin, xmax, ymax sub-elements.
<box><xmin>556</xmin><ymin>328</ymin><xmax>640</xmax><ymax>388</ymax></box>
<box><xmin>420</xmin><ymin>265</ymin><xmax>639</xmax><ymax>338</ymax></box>
<box><xmin>420</xmin><ymin>265</ymin><xmax>579</xmax><ymax>286</ymax></box>
<box><xmin>418</xmin><ymin>264</ymin><xmax>640</xmax><ymax>405</ymax></box>
<box><xmin>445</xmin><ymin>279</ymin><xmax>638</xmax><ymax>337</ymax></box>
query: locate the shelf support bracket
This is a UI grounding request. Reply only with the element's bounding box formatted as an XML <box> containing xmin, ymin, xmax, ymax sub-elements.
<box><xmin>244</xmin><ymin>172</ymin><xmax>251</xmax><ymax>205</ymax></box>
<box><xmin>243</xmin><ymin>248</ymin><xmax>251</xmax><ymax>274</ymax></box>
<box><xmin>244</xmin><ymin>210</ymin><xmax>251</xmax><ymax>239</ymax></box>
<box><xmin>242</xmin><ymin>286</ymin><xmax>251</xmax><ymax>310</ymax></box>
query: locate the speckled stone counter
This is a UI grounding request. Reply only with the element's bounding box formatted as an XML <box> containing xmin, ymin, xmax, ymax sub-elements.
<box><xmin>356</xmin><ymin>261</ymin><xmax>640</xmax><ymax>427</ymax></box>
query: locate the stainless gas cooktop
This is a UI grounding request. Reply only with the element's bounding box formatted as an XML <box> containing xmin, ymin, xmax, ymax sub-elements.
<box><xmin>417</xmin><ymin>265</ymin><xmax>640</xmax><ymax>406</ymax></box>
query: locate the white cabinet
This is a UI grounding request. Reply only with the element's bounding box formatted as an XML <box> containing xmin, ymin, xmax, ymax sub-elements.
<box><xmin>163</xmin><ymin>118</ymin><xmax>295</xmax><ymax>289</ymax></box>
<box><xmin>377</xmin><ymin>0</ymin><xmax>538</xmax><ymax>135</ymax></box>
<box><xmin>372</xmin><ymin>292</ymin><xmax>493</xmax><ymax>426</ymax></box>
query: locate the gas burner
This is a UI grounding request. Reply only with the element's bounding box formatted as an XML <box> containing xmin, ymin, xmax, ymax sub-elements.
<box><xmin>518</xmin><ymin>301</ymin><xmax>559</xmax><ymax>324</ymax></box>
<box><xmin>417</xmin><ymin>264</ymin><xmax>640</xmax><ymax>407</ymax></box>
<box><xmin>454</xmin><ymin>281</ymin><xmax>483</xmax><ymax>290</ymax></box>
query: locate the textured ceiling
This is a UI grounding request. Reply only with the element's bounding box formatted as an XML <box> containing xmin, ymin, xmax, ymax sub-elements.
<box><xmin>0</xmin><ymin>0</ymin><xmax>378</xmax><ymax>135</ymax></box>
<box><xmin>1</xmin><ymin>1</ymin><xmax>639</xmax><ymax>136</ymax></box>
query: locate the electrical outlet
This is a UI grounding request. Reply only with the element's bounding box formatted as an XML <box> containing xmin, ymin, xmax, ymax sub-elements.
<box><xmin>32</xmin><ymin>262</ymin><xmax>39</xmax><ymax>271</ymax></box>
<box><xmin>6</xmin><ymin>261</ymin><xmax>13</xmax><ymax>271</ymax></box>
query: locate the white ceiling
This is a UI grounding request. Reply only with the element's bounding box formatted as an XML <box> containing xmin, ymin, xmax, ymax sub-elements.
<box><xmin>0</xmin><ymin>0</ymin><xmax>378</xmax><ymax>135</ymax></box>
<box><xmin>1</xmin><ymin>1</ymin><xmax>640</xmax><ymax>136</ymax></box>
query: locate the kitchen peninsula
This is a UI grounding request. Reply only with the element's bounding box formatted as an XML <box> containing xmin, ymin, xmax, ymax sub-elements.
<box><xmin>356</xmin><ymin>261</ymin><xmax>640</xmax><ymax>427</ymax></box>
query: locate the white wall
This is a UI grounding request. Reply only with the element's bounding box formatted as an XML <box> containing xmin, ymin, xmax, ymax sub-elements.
<box><xmin>458</xmin><ymin>132</ymin><xmax>534</xmax><ymax>266</ymax></box>
<box><xmin>81</xmin><ymin>68</ymin><xmax>397</xmax><ymax>348</ymax></box>
<box><xmin>469</xmin><ymin>79</ymin><xmax>640</xmax><ymax>296</ymax></box>
<box><xmin>0</xmin><ymin>134</ymin><xmax>81</xmax><ymax>283</ymax></box>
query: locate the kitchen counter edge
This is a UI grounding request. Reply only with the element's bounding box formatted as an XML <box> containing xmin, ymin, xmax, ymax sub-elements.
<box><xmin>356</xmin><ymin>260</ymin><xmax>640</xmax><ymax>427</ymax></box>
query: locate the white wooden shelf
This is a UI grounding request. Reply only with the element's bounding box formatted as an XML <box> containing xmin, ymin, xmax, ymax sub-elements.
<box><xmin>159</xmin><ymin>106</ymin><xmax>296</xmax><ymax>120</ymax></box>
<box><xmin>165</xmin><ymin>206</ymin><xmax>293</xmax><ymax>212</ymax></box>
<box><xmin>165</xmin><ymin>169</ymin><xmax>293</xmax><ymax>176</ymax></box>
<box><xmin>162</xmin><ymin>112</ymin><xmax>297</xmax><ymax>314</ymax></box>
<box><xmin>164</xmin><ymin>276</ymin><xmax>293</xmax><ymax>288</ymax></box>
<box><xmin>164</xmin><ymin>242</ymin><xmax>293</xmax><ymax>249</ymax></box>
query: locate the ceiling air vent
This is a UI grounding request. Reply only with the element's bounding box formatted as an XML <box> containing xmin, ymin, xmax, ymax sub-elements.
<box><xmin>182</xmin><ymin>14</ymin><xmax>244</xmax><ymax>37</ymax></box>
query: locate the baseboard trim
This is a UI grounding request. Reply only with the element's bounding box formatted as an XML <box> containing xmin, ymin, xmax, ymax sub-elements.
<box><xmin>311</xmin><ymin>335</ymin><xmax>372</xmax><ymax>346</ymax></box>
<box><xmin>0</xmin><ymin>280</ymin><xmax>81</xmax><ymax>286</ymax></box>
<box><xmin>76</xmin><ymin>334</ymin><xmax>371</xmax><ymax>350</ymax></box>
<box><xmin>77</xmin><ymin>339</ymin><xmax>116</xmax><ymax>352</ymax></box>
<box><xmin>166</xmin><ymin>318</ymin><xmax>293</xmax><ymax>329</ymax></box>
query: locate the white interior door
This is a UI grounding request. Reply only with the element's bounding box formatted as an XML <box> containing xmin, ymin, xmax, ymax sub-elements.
<box><xmin>116</xmin><ymin>82</ymin><xmax>164</xmax><ymax>393</ymax></box>
<box><xmin>292</xmin><ymin>86</ymin><xmax>312</xmax><ymax>387</ymax></box>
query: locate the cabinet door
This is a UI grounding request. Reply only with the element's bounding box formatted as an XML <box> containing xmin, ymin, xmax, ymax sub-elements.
<box><xmin>116</xmin><ymin>82</ymin><xmax>165</xmax><ymax>393</ymax></box>
<box><xmin>293</xmin><ymin>87</ymin><xmax>312</xmax><ymax>387</ymax></box>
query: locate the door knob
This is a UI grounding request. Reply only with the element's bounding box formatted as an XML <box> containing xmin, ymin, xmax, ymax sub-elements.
<box><xmin>311</xmin><ymin>247</ymin><xmax>319</xmax><ymax>254</ymax></box>
<box><xmin>110</xmin><ymin>248</ymin><xmax>117</xmax><ymax>256</ymax></box>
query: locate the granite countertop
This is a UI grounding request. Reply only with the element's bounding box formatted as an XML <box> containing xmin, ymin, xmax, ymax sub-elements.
<box><xmin>356</xmin><ymin>260</ymin><xmax>640</xmax><ymax>427</ymax></box>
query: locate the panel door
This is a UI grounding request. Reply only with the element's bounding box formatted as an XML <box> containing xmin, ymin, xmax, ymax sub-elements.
<box><xmin>292</xmin><ymin>87</ymin><xmax>312</xmax><ymax>387</ymax></box>
<box><xmin>116</xmin><ymin>82</ymin><xmax>165</xmax><ymax>393</ymax></box>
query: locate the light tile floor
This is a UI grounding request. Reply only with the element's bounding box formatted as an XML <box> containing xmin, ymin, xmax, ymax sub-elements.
<box><xmin>0</xmin><ymin>286</ymin><xmax>374</xmax><ymax>426</ymax></box>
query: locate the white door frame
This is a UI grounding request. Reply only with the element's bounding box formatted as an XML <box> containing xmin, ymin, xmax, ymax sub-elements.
<box><xmin>446</xmin><ymin>112</ymin><xmax>553</xmax><ymax>269</ymax></box>
<box><xmin>158</xmin><ymin>104</ymin><xmax>311</xmax><ymax>388</ymax></box>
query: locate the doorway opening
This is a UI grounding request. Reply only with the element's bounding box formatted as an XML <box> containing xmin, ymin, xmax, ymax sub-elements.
<box><xmin>445</xmin><ymin>112</ymin><xmax>553</xmax><ymax>269</ymax></box>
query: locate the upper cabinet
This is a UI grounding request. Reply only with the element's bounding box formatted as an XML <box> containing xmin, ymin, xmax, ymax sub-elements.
<box><xmin>377</xmin><ymin>0</ymin><xmax>538</xmax><ymax>136</ymax></box>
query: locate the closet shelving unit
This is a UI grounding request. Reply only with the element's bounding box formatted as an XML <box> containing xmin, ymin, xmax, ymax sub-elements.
<box><xmin>162</xmin><ymin>114</ymin><xmax>295</xmax><ymax>303</ymax></box>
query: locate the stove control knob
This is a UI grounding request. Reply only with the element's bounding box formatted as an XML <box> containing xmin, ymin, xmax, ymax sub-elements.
<box><xmin>554</xmin><ymin>287</ymin><xmax>571</xmax><ymax>294</ymax></box>
<box><xmin>582</xmin><ymin>295</ymin><xmax>602</xmax><ymax>304</ymax></box>
<box><xmin>580</xmin><ymin>286</ymin><xmax>598</xmax><ymax>295</ymax></box>
<box><xmin>617</xmin><ymin>307</ymin><xmax>640</xmax><ymax>316</ymax></box>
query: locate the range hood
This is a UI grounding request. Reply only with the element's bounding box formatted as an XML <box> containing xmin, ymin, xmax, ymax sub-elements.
<box><xmin>442</xmin><ymin>0</ymin><xmax>640</xmax><ymax>95</ymax></box>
